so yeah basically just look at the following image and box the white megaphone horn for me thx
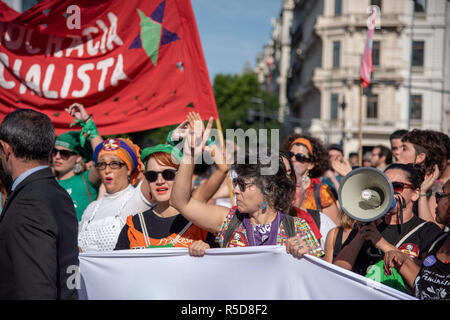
[338,167,397,222]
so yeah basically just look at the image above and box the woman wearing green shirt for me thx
[53,103,103,221]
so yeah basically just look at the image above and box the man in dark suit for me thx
[0,109,79,300]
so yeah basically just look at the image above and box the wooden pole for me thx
[359,83,363,167]
[214,118,235,207]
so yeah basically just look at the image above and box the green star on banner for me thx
[138,9,162,66]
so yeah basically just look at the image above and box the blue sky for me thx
[191,0,281,81]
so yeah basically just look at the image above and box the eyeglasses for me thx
[232,177,254,192]
[52,148,77,160]
[144,169,177,182]
[435,192,449,203]
[95,161,127,170]
[392,181,415,193]
[287,151,311,163]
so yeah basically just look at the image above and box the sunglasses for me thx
[435,191,449,203]
[287,151,311,163]
[232,177,254,192]
[392,181,415,193]
[144,169,177,182]
[52,148,77,160]
[95,161,127,170]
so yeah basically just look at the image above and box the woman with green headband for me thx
[114,113,230,250]
[53,103,103,222]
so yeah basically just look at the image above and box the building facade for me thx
[257,0,450,157]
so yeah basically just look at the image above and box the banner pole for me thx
[214,118,235,207]
[359,83,363,167]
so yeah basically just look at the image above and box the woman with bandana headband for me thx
[114,112,231,250]
[78,137,153,252]
[281,134,340,225]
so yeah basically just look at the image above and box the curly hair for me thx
[401,129,446,174]
[281,134,329,178]
[232,153,295,213]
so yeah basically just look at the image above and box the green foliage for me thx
[213,72,280,132]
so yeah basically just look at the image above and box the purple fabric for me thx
[242,212,284,246]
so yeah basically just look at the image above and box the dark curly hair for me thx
[401,129,446,174]
[232,153,295,213]
[385,163,426,190]
[281,134,329,178]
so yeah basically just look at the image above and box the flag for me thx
[360,8,377,88]
[0,2,19,21]
[0,0,218,135]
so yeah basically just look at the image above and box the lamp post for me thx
[250,97,265,129]
[340,95,346,148]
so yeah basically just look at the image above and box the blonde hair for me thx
[337,209,355,229]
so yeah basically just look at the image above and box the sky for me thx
[191,0,282,81]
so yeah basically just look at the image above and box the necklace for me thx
[85,185,135,228]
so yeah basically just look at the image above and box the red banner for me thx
[0,0,218,135]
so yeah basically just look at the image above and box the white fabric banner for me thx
[78,246,416,300]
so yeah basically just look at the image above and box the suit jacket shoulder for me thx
[0,167,79,300]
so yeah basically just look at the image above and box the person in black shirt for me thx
[384,179,450,300]
[334,164,443,287]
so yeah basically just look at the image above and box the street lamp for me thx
[340,95,346,147]
[250,97,265,129]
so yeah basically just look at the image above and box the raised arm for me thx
[170,118,228,234]
[192,143,230,203]
[65,103,103,187]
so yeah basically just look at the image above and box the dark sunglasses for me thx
[435,191,449,203]
[52,148,77,160]
[95,161,127,170]
[287,151,311,163]
[232,177,254,192]
[144,169,177,182]
[392,181,415,193]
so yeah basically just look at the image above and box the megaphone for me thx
[338,167,396,222]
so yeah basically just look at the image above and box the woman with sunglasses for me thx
[171,126,324,259]
[53,103,103,222]
[114,141,228,250]
[281,151,336,250]
[334,164,443,291]
[281,134,339,225]
[383,179,449,300]
[78,138,153,252]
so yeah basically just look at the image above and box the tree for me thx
[213,72,280,132]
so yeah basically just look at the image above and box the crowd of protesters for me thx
[0,104,448,300]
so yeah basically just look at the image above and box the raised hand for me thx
[421,164,439,193]
[331,156,352,177]
[65,103,90,122]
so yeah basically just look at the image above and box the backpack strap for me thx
[223,211,245,247]
[281,214,296,238]
[137,212,150,248]
[306,208,321,230]
[427,232,448,254]
[313,182,322,212]
[395,221,427,248]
